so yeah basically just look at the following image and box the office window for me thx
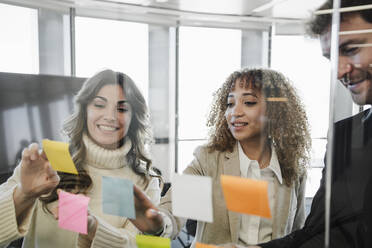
[75,17,149,99]
[271,35,330,197]
[177,26,241,172]
[0,3,38,74]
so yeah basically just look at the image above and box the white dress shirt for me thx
[237,142,283,245]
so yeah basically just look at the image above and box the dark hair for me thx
[307,0,372,36]
[40,69,154,208]
[207,68,311,186]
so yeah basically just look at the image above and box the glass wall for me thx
[1,0,371,247]
[75,17,149,98]
[177,26,242,172]
[0,3,38,74]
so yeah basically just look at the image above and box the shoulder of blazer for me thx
[193,143,238,161]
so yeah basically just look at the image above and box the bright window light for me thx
[75,17,149,99]
[0,3,39,74]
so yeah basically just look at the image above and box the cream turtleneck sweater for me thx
[0,135,161,248]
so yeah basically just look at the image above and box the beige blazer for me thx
[161,143,306,246]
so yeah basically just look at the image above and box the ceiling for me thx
[107,0,326,19]
[2,0,326,31]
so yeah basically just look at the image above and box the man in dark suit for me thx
[255,0,372,247]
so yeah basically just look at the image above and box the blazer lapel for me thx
[223,144,241,243]
[271,179,291,238]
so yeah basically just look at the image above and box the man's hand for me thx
[130,185,164,235]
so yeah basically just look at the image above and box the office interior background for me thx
[0,0,364,246]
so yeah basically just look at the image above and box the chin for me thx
[352,95,368,106]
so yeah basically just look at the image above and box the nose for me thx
[231,103,244,117]
[103,106,117,121]
[338,57,353,80]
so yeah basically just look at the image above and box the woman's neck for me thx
[239,137,271,169]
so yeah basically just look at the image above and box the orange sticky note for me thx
[196,242,219,248]
[42,139,78,174]
[220,175,271,218]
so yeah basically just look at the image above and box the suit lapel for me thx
[222,144,241,243]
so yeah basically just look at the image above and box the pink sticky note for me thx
[58,191,90,234]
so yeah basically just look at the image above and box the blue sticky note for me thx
[102,176,136,219]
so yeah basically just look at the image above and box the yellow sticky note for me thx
[136,235,170,248]
[196,242,219,248]
[220,175,271,218]
[42,139,78,175]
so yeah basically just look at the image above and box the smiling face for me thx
[86,84,132,149]
[225,79,267,145]
[320,14,372,105]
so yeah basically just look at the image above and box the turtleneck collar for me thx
[83,133,132,169]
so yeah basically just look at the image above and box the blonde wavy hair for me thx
[207,68,311,186]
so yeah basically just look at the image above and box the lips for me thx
[232,122,248,127]
[97,124,119,132]
[231,122,248,131]
[347,80,365,93]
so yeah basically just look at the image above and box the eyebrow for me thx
[227,92,257,98]
[93,96,128,104]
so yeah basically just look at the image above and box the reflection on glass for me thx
[0,73,84,174]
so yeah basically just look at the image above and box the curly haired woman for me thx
[160,68,311,247]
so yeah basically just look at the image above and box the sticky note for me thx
[267,97,288,102]
[42,139,78,174]
[171,174,213,223]
[58,191,90,234]
[102,176,135,219]
[196,242,219,248]
[136,235,170,248]
[220,175,271,218]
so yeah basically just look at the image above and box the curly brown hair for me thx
[207,68,311,186]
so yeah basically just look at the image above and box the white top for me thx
[237,142,283,246]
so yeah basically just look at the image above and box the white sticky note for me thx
[171,174,213,223]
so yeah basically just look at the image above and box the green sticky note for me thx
[136,235,170,248]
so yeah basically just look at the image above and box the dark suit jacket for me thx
[260,109,372,248]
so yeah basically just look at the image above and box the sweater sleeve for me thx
[0,165,36,247]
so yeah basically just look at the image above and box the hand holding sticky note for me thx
[42,139,78,174]
[58,191,90,234]
[220,175,271,218]
[136,235,170,248]
[102,176,135,219]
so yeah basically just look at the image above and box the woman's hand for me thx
[13,143,60,221]
[130,185,164,235]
